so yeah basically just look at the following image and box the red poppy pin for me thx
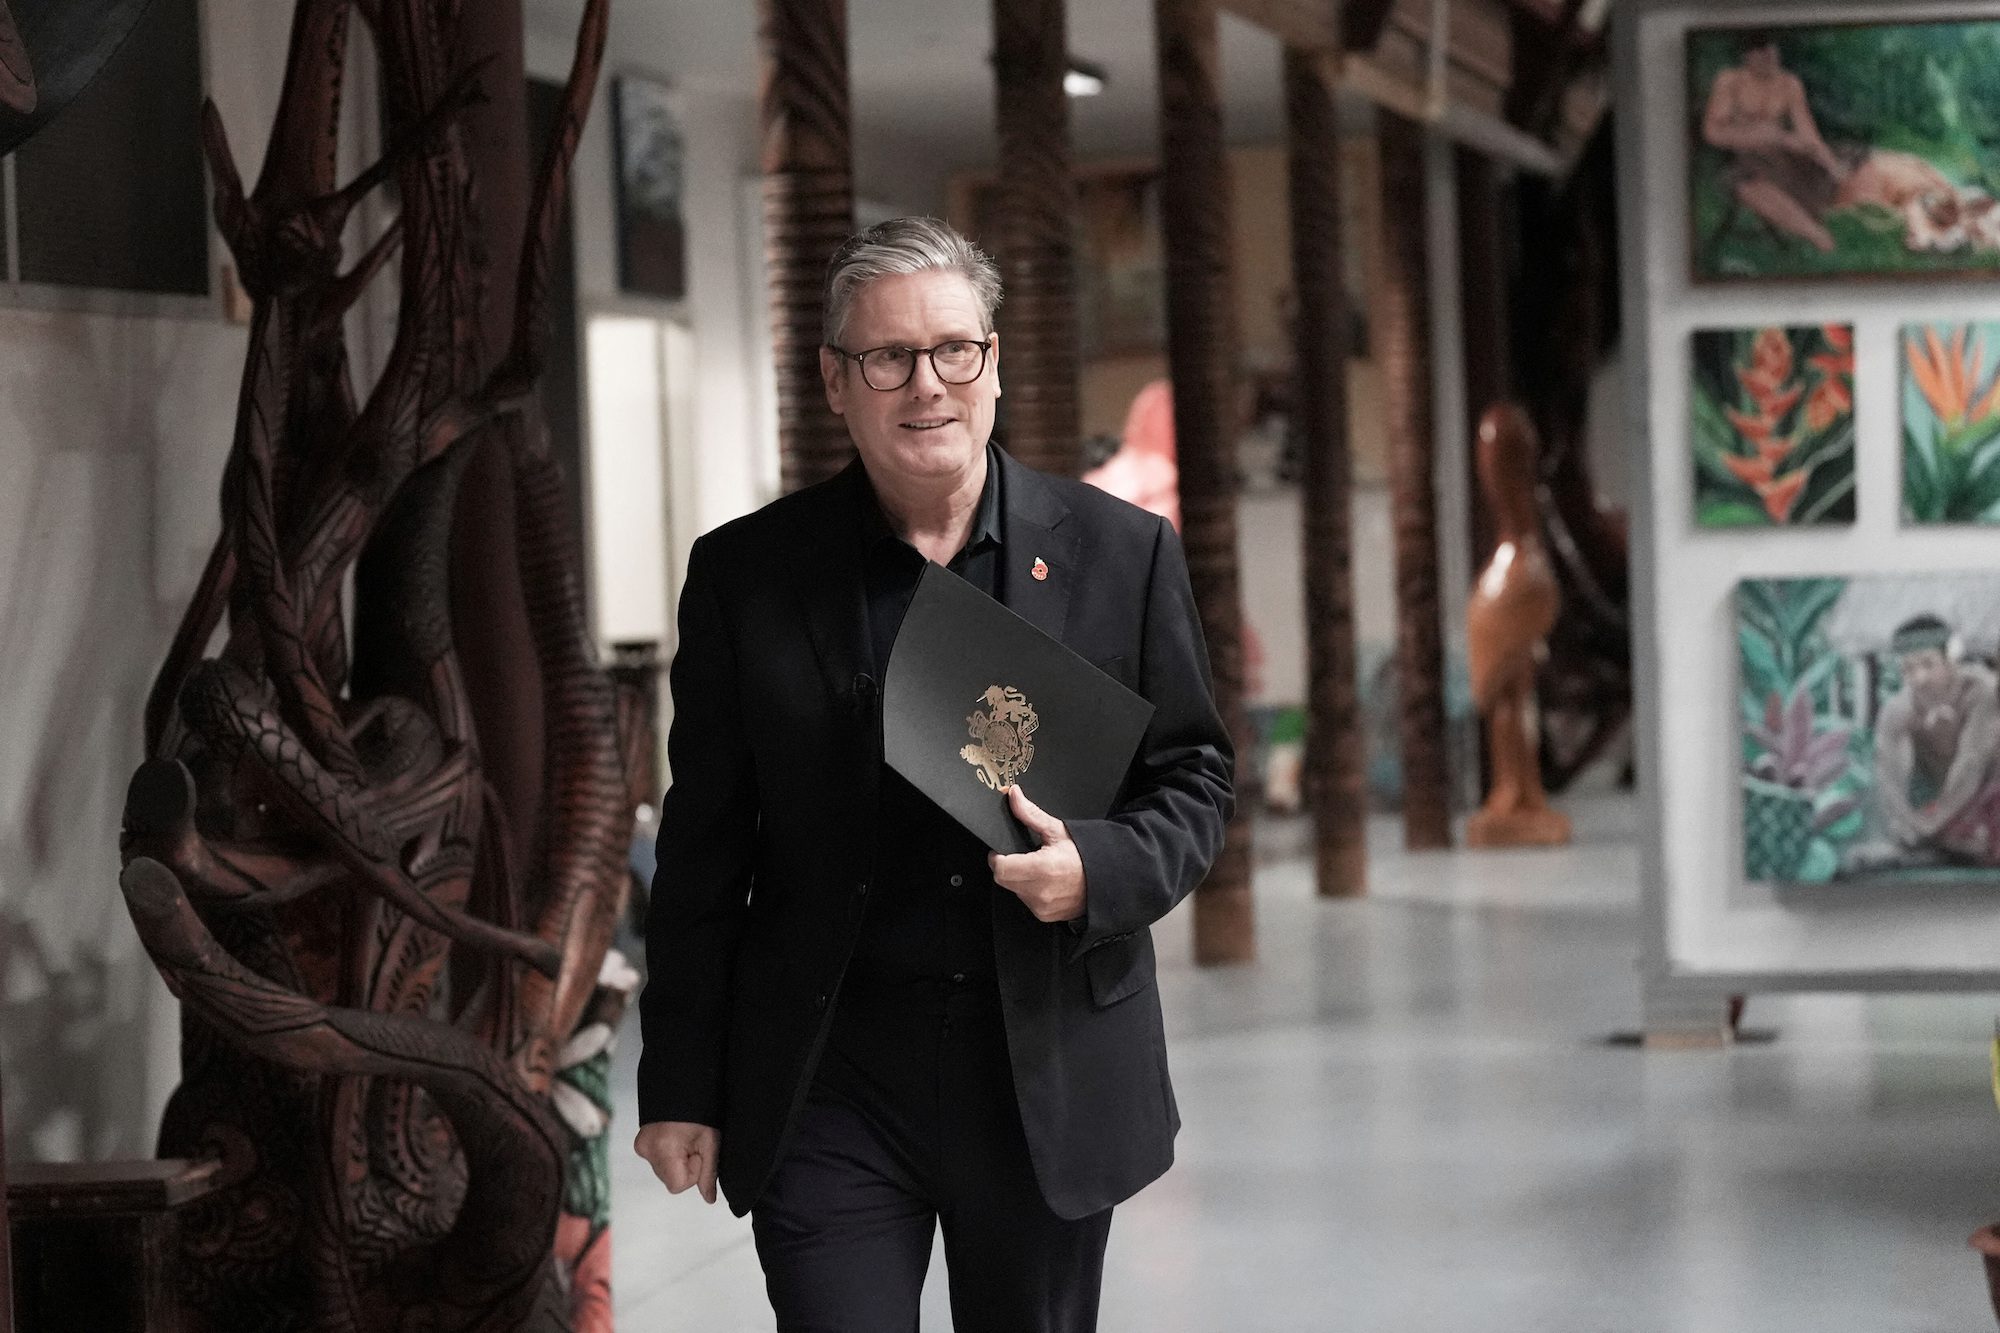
[1031,556,1049,582]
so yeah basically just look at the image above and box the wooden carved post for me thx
[759,0,856,493]
[115,0,634,1324]
[1377,110,1453,849]
[1457,147,1509,576]
[447,0,546,902]
[1,1064,10,1333]
[990,0,1083,478]
[1155,0,1254,963]
[1284,48,1366,898]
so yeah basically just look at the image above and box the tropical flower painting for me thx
[1902,323,2000,523]
[1739,574,2000,887]
[1692,324,1856,528]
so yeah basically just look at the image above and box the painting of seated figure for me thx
[1690,20,2000,280]
[1739,574,2000,886]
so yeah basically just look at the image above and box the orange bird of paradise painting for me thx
[1691,324,1856,528]
[1901,322,2000,523]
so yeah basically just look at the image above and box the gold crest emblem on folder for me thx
[960,685,1038,791]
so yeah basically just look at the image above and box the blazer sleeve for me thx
[635,534,758,1127]
[1064,514,1235,949]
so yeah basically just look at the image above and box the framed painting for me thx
[612,74,686,301]
[1738,574,2000,887]
[956,163,1166,358]
[1689,20,2000,282]
[1901,322,2000,524]
[1690,324,1854,528]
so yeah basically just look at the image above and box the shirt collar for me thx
[859,441,1004,554]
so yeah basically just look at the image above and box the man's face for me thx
[1900,648,1955,706]
[820,269,1000,487]
[1745,43,1780,75]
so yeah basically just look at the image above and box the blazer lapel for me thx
[797,457,876,700]
[793,459,884,832]
[996,446,1079,646]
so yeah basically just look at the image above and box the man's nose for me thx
[905,353,947,396]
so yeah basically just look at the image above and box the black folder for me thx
[883,562,1155,854]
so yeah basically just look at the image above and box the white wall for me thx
[1237,486,1401,710]
[1628,1,2000,978]
[0,0,303,1160]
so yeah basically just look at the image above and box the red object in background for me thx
[1084,379,1181,531]
[1084,378,1264,700]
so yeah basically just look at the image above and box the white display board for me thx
[1619,0,2000,991]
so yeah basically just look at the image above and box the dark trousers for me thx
[750,978,1113,1332]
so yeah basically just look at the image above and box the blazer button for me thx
[948,874,963,888]
[814,993,829,1011]
[855,879,869,896]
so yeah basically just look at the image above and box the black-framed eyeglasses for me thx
[827,337,993,391]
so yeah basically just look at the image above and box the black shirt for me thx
[849,443,1006,991]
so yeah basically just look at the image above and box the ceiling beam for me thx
[1214,0,1339,51]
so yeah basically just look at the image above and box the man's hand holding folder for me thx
[988,783,1086,923]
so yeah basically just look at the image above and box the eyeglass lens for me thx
[858,340,987,390]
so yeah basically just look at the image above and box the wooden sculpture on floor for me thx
[113,0,635,1328]
[1466,404,1572,848]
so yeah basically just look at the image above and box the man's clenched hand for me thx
[634,1121,719,1204]
[988,784,1086,924]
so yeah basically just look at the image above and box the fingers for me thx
[664,1143,715,1201]
[635,1123,720,1204]
[1004,784,1067,843]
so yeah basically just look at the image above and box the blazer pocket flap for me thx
[1083,931,1154,1007]
[1090,654,1134,688]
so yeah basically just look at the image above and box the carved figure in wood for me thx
[1466,403,1572,848]
[112,1,635,1328]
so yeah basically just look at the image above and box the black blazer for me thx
[636,446,1234,1220]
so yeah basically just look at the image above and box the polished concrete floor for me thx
[607,796,2000,1331]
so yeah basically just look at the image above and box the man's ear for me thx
[820,345,846,417]
[988,331,1001,398]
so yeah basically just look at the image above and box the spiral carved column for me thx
[1154,0,1254,964]
[1377,110,1454,850]
[759,0,856,493]
[1285,48,1367,898]
[990,0,1083,477]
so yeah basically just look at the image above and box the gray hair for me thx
[822,216,1003,347]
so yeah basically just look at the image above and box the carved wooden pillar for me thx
[447,0,545,873]
[759,0,855,493]
[990,0,1082,477]
[1376,110,1453,850]
[1154,0,1254,963]
[1284,49,1366,899]
[1457,146,1510,575]
[1,1065,11,1333]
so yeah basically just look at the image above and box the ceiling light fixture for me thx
[1063,60,1106,98]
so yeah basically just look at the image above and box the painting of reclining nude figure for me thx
[1689,20,2000,280]
[1739,574,2000,886]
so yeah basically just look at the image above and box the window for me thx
[2,0,207,297]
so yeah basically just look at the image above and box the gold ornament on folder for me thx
[961,685,1038,791]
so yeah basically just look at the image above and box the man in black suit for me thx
[633,216,1233,1331]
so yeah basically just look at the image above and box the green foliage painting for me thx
[1902,322,2000,522]
[1693,325,1855,528]
[1738,575,2000,886]
[1689,21,2000,281]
